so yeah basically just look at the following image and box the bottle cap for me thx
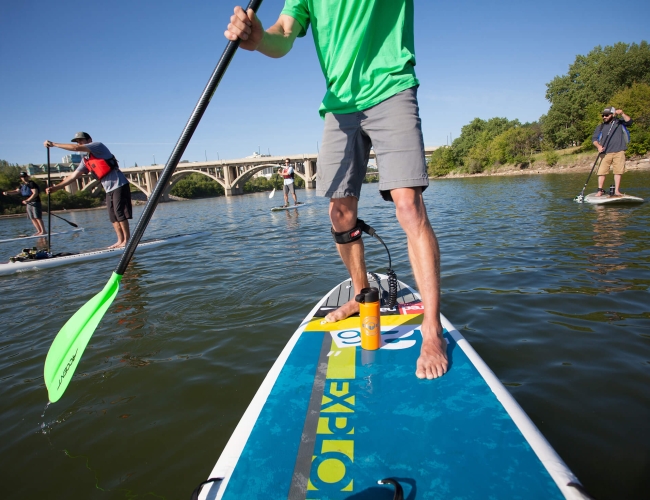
[355,287,379,303]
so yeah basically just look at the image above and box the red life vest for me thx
[85,154,118,180]
[281,167,295,180]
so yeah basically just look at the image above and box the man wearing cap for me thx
[44,132,132,248]
[279,158,299,207]
[2,172,46,236]
[225,1,448,380]
[592,107,633,196]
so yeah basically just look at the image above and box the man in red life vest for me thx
[44,132,132,248]
[279,157,299,207]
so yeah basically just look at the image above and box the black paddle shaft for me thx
[115,0,263,276]
[47,147,51,251]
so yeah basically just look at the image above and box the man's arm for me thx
[23,186,38,204]
[46,170,84,194]
[225,7,300,58]
[616,109,632,126]
[44,140,91,153]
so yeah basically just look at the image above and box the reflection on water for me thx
[0,173,649,499]
[588,206,631,288]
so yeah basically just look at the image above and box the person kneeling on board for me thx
[225,1,447,379]
[592,107,632,197]
[44,132,132,249]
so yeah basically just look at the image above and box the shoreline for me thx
[3,155,648,219]
[434,153,650,179]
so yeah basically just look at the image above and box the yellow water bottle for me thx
[355,287,381,350]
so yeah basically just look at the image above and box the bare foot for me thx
[323,298,360,323]
[416,323,449,379]
[107,242,124,249]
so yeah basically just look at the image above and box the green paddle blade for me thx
[44,272,123,402]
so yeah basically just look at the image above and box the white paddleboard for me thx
[198,273,589,500]
[271,202,306,212]
[0,231,209,276]
[0,228,85,244]
[584,192,644,205]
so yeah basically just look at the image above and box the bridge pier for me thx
[303,159,316,190]
[223,165,243,196]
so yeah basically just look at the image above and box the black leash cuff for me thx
[331,218,375,244]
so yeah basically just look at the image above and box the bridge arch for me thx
[164,169,227,195]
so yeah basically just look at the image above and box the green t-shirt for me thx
[281,0,419,117]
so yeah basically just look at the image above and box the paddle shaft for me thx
[47,148,51,251]
[115,0,263,276]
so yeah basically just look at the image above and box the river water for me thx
[1,171,649,499]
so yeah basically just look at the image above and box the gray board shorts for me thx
[316,86,429,202]
[26,201,42,220]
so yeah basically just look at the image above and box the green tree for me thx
[543,41,650,148]
[427,147,457,177]
[170,173,224,198]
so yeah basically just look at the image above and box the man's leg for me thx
[614,174,623,195]
[391,187,448,379]
[35,218,46,235]
[597,175,606,195]
[323,196,369,323]
[110,220,130,248]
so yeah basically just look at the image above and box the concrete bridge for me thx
[32,147,438,200]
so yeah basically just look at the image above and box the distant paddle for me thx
[28,203,79,228]
[44,0,263,403]
[269,187,275,198]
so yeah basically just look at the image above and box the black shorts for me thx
[106,183,133,223]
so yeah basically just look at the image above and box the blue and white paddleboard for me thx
[271,202,307,212]
[199,274,589,500]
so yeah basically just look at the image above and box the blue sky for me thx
[1,0,648,168]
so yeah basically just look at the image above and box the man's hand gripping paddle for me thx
[44,0,264,403]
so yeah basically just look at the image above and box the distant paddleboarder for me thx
[592,107,632,197]
[44,132,132,249]
[279,158,299,207]
[2,172,46,236]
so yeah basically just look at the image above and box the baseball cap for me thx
[601,107,615,116]
[71,131,92,142]
[19,171,29,178]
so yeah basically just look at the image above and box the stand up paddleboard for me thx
[0,231,209,276]
[583,192,644,205]
[0,228,85,244]
[198,274,589,500]
[271,202,306,212]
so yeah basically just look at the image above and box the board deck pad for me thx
[206,276,581,499]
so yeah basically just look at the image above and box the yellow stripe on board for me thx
[326,340,355,380]
[306,314,422,332]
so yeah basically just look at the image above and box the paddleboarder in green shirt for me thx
[225,0,448,380]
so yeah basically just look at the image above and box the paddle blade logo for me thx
[44,272,122,402]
